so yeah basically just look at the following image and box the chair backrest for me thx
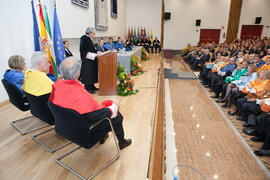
[23,91,55,125]
[1,79,30,111]
[47,102,105,149]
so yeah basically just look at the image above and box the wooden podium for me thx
[98,51,118,95]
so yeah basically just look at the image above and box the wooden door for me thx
[240,25,263,40]
[199,29,221,44]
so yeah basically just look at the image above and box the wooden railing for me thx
[147,62,165,180]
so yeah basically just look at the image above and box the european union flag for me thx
[53,7,65,68]
[31,0,40,51]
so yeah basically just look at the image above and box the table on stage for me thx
[117,46,142,74]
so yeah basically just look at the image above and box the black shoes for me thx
[92,86,99,91]
[119,139,132,150]
[88,90,95,94]
[237,116,244,121]
[242,128,256,136]
[210,95,219,99]
[254,149,270,156]
[251,136,264,142]
[100,134,109,144]
[228,111,237,115]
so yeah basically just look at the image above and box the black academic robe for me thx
[79,35,98,86]
[65,48,73,57]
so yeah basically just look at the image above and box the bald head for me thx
[59,57,81,80]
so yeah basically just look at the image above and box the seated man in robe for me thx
[115,37,125,50]
[104,37,116,51]
[49,57,132,150]
[152,37,161,53]
[22,52,55,97]
[142,37,150,53]
[3,55,26,93]
[136,37,143,46]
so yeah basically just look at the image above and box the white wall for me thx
[0,0,126,103]
[0,1,35,102]
[237,0,270,38]
[126,0,162,40]
[164,0,231,50]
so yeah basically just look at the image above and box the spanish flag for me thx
[39,2,57,76]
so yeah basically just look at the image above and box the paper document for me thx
[86,52,97,60]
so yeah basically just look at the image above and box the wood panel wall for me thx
[147,63,165,180]
[226,0,243,43]
[161,0,165,48]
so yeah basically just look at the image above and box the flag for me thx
[31,0,40,51]
[39,3,56,75]
[147,27,150,37]
[53,5,66,68]
[150,27,153,43]
[140,27,143,38]
[137,26,139,39]
[43,5,58,77]
[134,26,136,38]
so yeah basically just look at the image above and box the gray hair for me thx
[59,57,81,80]
[31,52,47,68]
[85,27,95,35]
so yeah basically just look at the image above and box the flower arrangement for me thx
[131,55,144,76]
[117,63,139,96]
[141,47,150,61]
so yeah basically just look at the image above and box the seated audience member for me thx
[142,37,150,53]
[136,37,143,46]
[125,37,133,51]
[152,37,161,53]
[115,37,125,50]
[49,57,132,150]
[104,38,116,51]
[253,54,265,69]
[218,62,249,104]
[3,55,26,93]
[130,36,135,46]
[236,70,270,121]
[22,52,54,96]
[97,39,105,52]
[253,113,270,156]
[63,40,73,57]
[258,56,270,72]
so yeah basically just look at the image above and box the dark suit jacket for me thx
[65,48,73,57]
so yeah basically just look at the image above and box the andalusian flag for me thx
[134,26,136,38]
[53,5,65,68]
[43,6,58,76]
[39,3,57,76]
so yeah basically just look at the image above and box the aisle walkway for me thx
[165,57,269,180]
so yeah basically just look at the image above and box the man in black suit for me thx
[192,49,210,70]
[63,40,73,57]
[79,27,99,94]
[152,36,161,53]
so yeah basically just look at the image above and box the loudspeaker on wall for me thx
[196,19,201,26]
[255,17,262,24]
[164,12,171,20]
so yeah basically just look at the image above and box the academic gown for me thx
[79,35,98,86]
